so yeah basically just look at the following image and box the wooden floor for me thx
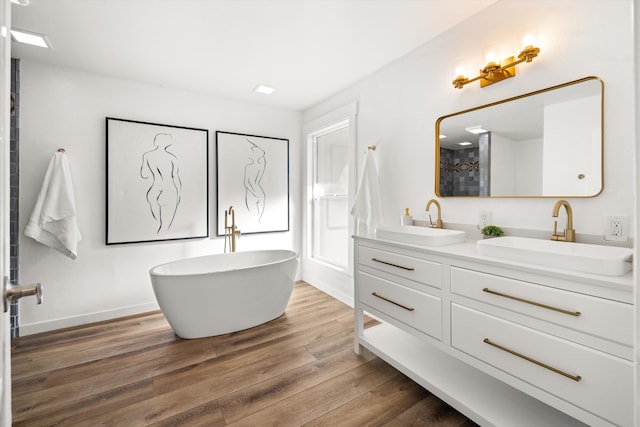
[12,282,478,426]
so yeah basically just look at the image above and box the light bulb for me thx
[522,33,536,48]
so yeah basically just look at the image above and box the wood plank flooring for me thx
[12,282,478,426]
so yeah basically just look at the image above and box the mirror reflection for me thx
[436,77,603,197]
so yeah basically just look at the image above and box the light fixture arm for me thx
[452,45,540,89]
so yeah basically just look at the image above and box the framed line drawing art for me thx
[216,131,289,235]
[106,117,209,244]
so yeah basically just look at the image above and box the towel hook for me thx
[57,148,66,153]
[367,145,376,151]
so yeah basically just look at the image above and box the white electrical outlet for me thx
[604,215,629,241]
[478,210,492,229]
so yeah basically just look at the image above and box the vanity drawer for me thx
[358,245,441,289]
[450,267,633,347]
[451,303,633,427]
[357,271,441,340]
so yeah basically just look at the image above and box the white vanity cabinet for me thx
[356,244,443,341]
[354,237,634,427]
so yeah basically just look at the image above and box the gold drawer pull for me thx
[371,292,415,312]
[482,288,581,317]
[371,258,415,271]
[483,338,582,382]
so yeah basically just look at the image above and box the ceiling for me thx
[11,0,497,111]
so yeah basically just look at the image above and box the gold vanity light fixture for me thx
[452,36,540,89]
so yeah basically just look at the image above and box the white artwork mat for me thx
[216,131,289,235]
[107,118,209,244]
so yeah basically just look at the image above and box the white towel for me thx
[25,152,81,259]
[351,149,384,234]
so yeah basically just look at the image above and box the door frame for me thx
[301,102,357,306]
[0,0,12,424]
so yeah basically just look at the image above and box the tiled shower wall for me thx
[439,147,480,196]
[439,149,454,196]
[10,58,19,338]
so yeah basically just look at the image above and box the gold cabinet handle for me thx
[371,258,415,271]
[371,292,415,312]
[482,288,581,317]
[484,338,582,382]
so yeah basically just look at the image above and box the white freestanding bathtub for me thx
[149,250,299,339]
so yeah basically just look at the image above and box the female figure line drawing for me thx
[140,132,182,233]
[244,138,266,223]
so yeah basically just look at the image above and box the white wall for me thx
[516,138,543,196]
[543,94,601,195]
[304,0,635,238]
[18,61,301,334]
[489,134,517,196]
[491,135,546,198]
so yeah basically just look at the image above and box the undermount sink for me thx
[477,236,633,276]
[376,225,466,247]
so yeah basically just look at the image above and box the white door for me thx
[311,123,350,269]
[0,0,11,424]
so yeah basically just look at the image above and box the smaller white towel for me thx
[25,152,81,259]
[351,149,384,235]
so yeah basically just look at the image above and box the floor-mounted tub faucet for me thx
[551,199,575,242]
[425,199,443,229]
[224,206,241,252]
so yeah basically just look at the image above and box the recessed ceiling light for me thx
[458,141,473,146]
[10,0,30,5]
[253,84,276,95]
[465,125,488,134]
[10,28,50,48]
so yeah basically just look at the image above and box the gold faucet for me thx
[551,200,575,242]
[224,206,241,252]
[425,199,443,229]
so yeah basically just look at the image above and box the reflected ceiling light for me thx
[10,28,49,48]
[10,0,30,5]
[439,134,447,139]
[452,36,540,89]
[253,84,276,95]
[465,125,488,134]
[458,142,472,146]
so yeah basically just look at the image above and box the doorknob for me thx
[3,276,43,312]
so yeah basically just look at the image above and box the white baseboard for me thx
[18,279,353,336]
[18,301,161,336]
[301,258,355,308]
[304,278,354,308]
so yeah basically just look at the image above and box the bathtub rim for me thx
[149,249,299,278]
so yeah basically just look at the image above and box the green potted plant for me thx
[481,225,504,239]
